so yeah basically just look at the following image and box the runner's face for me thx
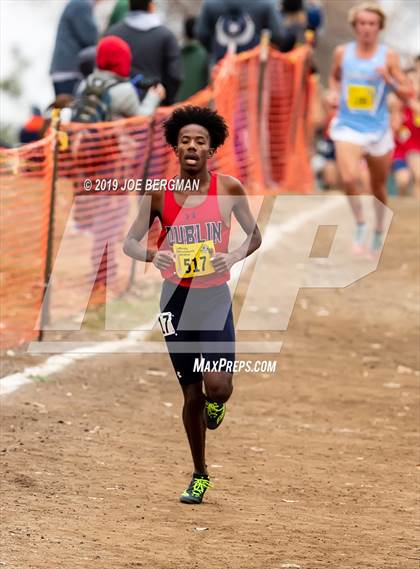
[176,124,213,174]
[354,11,381,44]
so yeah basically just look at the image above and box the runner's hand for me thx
[376,66,394,86]
[152,251,174,270]
[325,89,340,109]
[409,98,420,115]
[150,84,166,101]
[211,253,235,273]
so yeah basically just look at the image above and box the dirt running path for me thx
[1,198,419,569]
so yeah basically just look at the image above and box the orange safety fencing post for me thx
[0,44,315,349]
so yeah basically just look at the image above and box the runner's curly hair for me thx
[163,106,229,150]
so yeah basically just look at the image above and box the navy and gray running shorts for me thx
[159,280,236,386]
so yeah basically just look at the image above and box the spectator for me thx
[281,0,324,46]
[281,0,306,31]
[19,107,45,145]
[176,17,209,102]
[105,0,182,105]
[50,0,99,96]
[74,35,165,120]
[72,36,165,291]
[195,0,293,65]
[306,0,324,34]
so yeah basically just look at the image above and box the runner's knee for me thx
[204,372,233,403]
[395,169,411,189]
[340,171,360,190]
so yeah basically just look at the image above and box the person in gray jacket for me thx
[105,0,182,105]
[74,35,165,119]
[195,0,294,64]
[50,0,99,96]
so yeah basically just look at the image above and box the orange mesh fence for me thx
[0,133,54,348]
[212,48,264,190]
[0,45,314,349]
[280,48,315,193]
[49,116,153,323]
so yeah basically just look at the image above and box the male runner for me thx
[389,60,420,197]
[326,2,412,256]
[123,106,261,504]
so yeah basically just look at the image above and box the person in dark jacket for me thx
[176,17,209,102]
[105,0,182,105]
[50,0,99,96]
[195,0,292,64]
[281,0,324,46]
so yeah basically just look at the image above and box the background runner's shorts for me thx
[159,280,236,386]
[329,119,395,157]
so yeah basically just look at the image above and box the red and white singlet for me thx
[157,173,231,288]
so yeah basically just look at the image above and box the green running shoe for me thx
[180,474,212,504]
[205,400,226,430]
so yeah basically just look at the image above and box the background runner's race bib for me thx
[347,84,376,111]
[173,240,215,278]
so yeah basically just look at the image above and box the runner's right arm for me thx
[388,92,403,135]
[326,45,344,109]
[123,192,174,269]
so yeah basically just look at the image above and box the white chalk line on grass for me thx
[0,196,345,397]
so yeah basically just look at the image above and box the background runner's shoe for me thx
[366,231,383,261]
[205,400,226,430]
[352,222,367,255]
[180,474,212,504]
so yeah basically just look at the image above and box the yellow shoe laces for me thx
[191,477,212,497]
[207,402,222,418]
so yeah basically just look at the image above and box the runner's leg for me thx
[160,282,207,475]
[394,166,412,196]
[203,372,233,404]
[365,151,392,233]
[407,151,420,198]
[334,140,366,223]
[199,283,235,427]
[181,382,207,475]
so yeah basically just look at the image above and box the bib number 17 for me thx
[158,312,176,336]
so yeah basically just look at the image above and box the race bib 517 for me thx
[173,240,215,278]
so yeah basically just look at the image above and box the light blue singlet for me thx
[335,42,390,133]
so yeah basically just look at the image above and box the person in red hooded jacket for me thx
[75,35,165,118]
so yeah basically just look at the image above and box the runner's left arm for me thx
[211,179,262,273]
[378,50,413,102]
[388,92,403,135]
